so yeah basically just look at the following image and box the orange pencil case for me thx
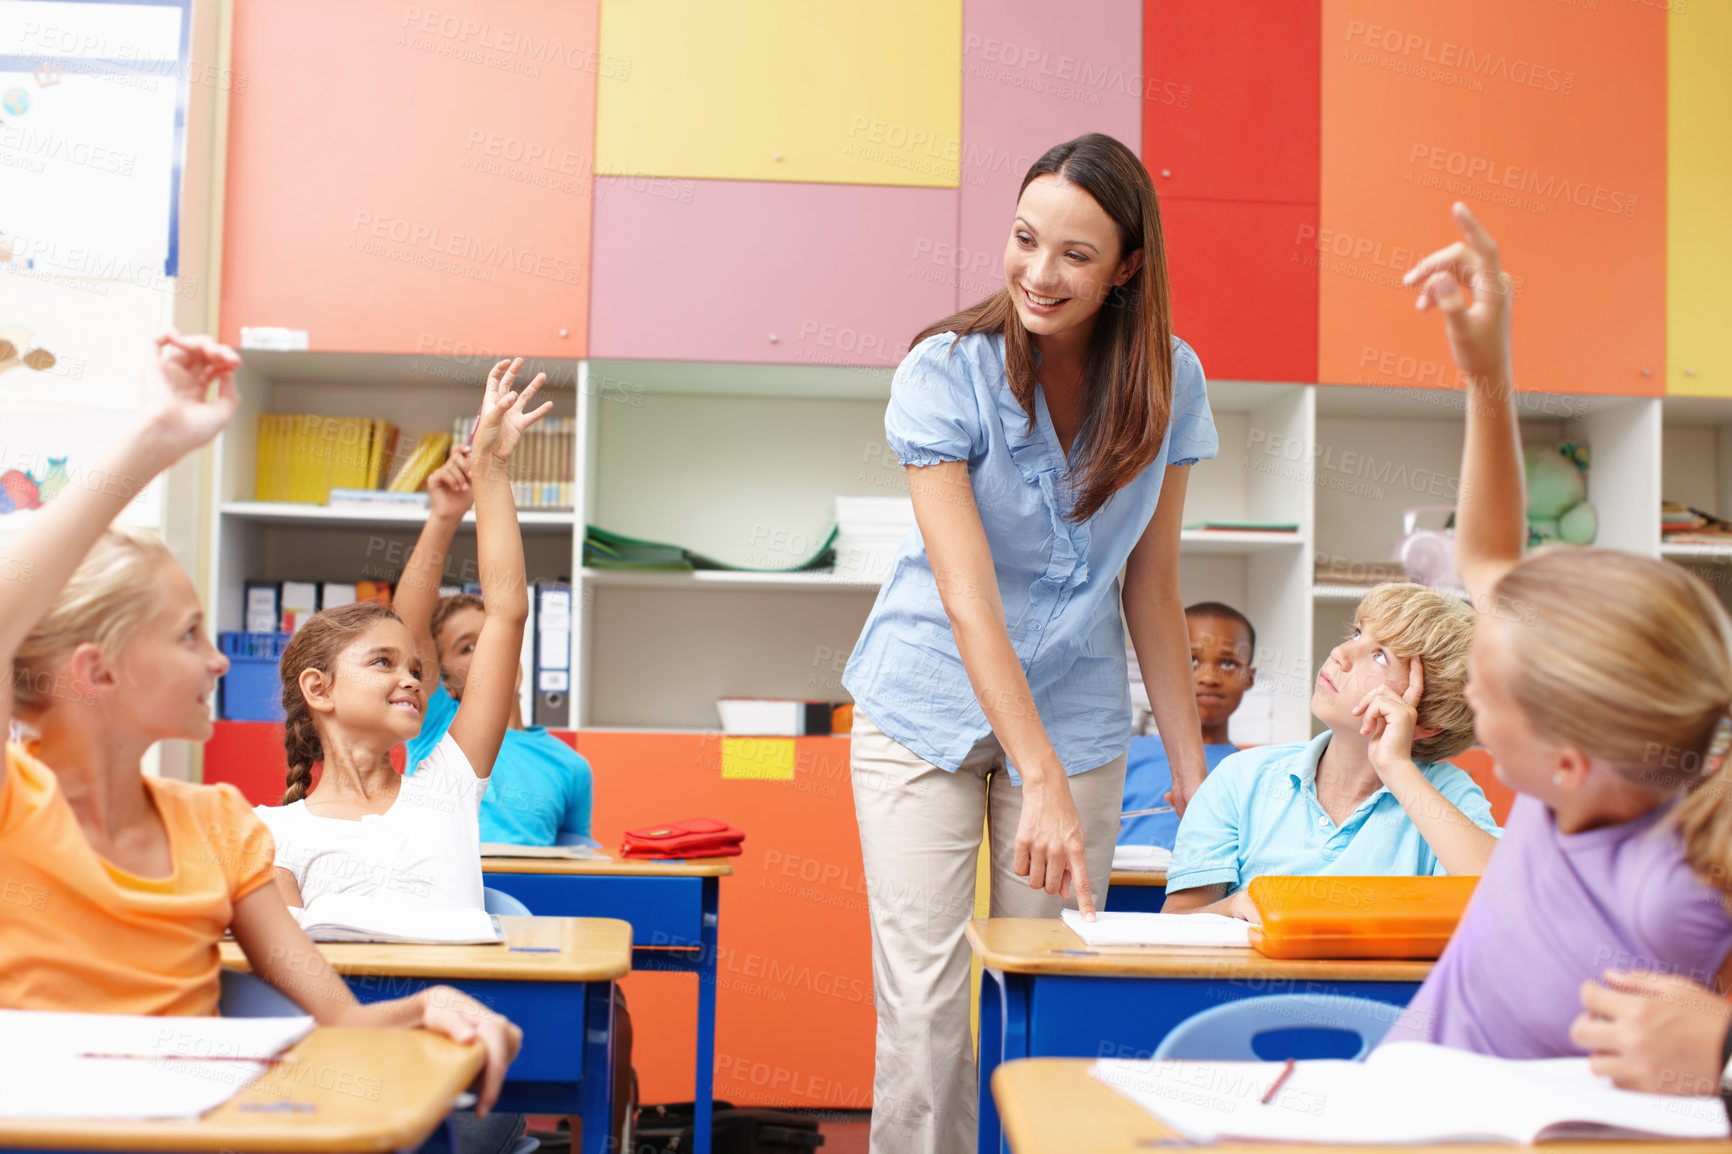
[1246,875,1478,960]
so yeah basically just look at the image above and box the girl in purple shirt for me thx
[1381,204,1732,1058]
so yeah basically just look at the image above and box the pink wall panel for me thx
[588,179,958,366]
[958,0,1143,311]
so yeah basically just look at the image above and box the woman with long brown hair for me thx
[841,133,1217,1153]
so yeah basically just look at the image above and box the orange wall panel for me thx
[576,732,875,1109]
[1319,1,1664,394]
[220,1,596,356]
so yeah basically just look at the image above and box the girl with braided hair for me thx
[256,359,551,915]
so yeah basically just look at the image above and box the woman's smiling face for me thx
[1003,173,1142,340]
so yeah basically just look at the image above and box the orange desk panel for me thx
[1319,0,1664,394]
[221,0,597,356]
[576,731,874,1110]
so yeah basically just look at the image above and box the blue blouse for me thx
[841,330,1217,780]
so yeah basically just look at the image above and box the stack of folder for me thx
[256,415,400,504]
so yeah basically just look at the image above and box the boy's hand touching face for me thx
[1356,657,1429,779]
[1402,202,1513,389]
[427,444,473,520]
[471,357,554,476]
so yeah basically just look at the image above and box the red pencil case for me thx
[621,818,746,859]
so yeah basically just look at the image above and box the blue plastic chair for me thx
[1152,994,1404,1061]
[483,886,533,917]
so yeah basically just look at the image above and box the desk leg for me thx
[976,969,1028,1154]
[580,980,617,1154]
[694,875,719,1154]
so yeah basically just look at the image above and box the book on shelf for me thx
[255,414,398,505]
[386,431,453,493]
[450,413,575,510]
[328,488,430,509]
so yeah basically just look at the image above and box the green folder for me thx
[584,524,838,573]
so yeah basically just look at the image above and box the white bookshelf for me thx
[206,356,1701,740]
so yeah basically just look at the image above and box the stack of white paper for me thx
[1094,1042,1729,1144]
[0,1009,313,1120]
[1062,909,1251,948]
[1111,844,1173,872]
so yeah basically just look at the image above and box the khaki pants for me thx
[851,710,1126,1154]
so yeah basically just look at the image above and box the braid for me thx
[280,705,320,805]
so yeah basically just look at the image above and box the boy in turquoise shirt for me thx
[1118,602,1256,847]
[394,446,595,847]
[1164,584,1500,920]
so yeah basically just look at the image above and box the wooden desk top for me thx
[1109,869,1166,887]
[0,1027,484,1152]
[221,916,632,983]
[967,918,1434,981]
[993,1059,1732,1154]
[481,854,734,878]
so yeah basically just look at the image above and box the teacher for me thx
[841,132,1218,1154]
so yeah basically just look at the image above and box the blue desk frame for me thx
[346,972,615,1154]
[484,866,721,1154]
[975,963,1421,1154]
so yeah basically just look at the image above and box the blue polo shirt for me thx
[404,683,593,846]
[1166,732,1501,895]
[841,331,1218,781]
[1117,737,1240,847]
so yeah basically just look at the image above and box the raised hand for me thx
[471,358,553,474]
[1355,657,1425,780]
[1401,202,1513,390]
[145,331,242,453]
[426,443,474,520]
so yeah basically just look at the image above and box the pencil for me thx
[1260,1057,1296,1105]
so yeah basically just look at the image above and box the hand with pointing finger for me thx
[1402,202,1514,392]
[1354,657,1431,785]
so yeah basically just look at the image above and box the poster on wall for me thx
[0,0,193,281]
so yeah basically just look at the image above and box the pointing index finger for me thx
[1405,656,1425,706]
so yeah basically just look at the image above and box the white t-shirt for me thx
[255,733,487,909]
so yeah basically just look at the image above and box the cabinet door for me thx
[1668,1,1732,396]
[589,179,958,366]
[573,732,873,1109]
[596,0,960,188]
[1143,0,1321,204]
[958,0,1143,290]
[220,0,597,356]
[1319,0,1664,394]
[1164,199,1318,384]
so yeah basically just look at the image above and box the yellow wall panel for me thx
[597,0,961,187]
[1668,4,1732,396]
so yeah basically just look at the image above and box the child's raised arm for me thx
[1402,203,1526,609]
[446,358,550,777]
[0,333,238,739]
[394,445,473,680]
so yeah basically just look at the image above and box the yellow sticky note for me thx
[721,737,796,781]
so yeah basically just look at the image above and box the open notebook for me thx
[0,1009,313,1120]
[1062,909,1252,948]
[293,895,505,944]
[1095,1041,1730,1144]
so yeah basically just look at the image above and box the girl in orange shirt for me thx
[0,332,520,1119]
